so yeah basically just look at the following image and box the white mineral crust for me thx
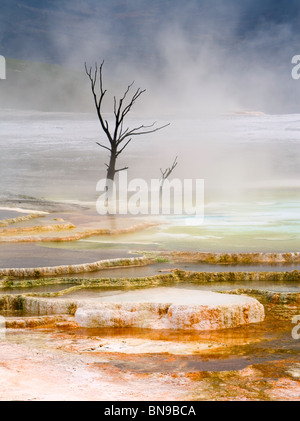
[75,287,265,331]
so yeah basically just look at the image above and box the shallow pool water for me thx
[69,262,300,279]
[47,279,300,300]
[0,209,28,220]
[0,283,75,295]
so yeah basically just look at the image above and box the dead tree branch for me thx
[160,156,178,187]
[85,60,170,182]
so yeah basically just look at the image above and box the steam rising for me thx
[0,1,300,202]
[1,0,300,114]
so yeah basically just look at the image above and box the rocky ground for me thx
[0,201,299,401]
[0,320,299,401]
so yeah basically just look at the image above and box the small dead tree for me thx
[160,156,178,195]
[85,61,170,184]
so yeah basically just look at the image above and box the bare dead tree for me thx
[85,60,170,184]
[160,156,178,194]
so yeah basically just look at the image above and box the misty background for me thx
[0,0,299,205]
[1,0,300,114]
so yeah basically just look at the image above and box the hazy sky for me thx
[1,0,300,113]
[1,2,300,203]
[1,1,300,62]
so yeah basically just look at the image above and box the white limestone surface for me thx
[75,287,265,331]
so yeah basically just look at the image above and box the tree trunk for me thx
[85,61,170,198]
[106,149,117,182]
